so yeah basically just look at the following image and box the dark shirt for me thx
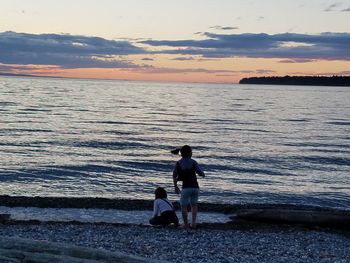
[173,158,205,189]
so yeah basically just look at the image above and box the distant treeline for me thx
[239,76,350,86]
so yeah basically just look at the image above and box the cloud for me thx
[0,63,60,71]
[142,32,350,61]
[338,70,350,75]
[131,67,265,75]
[130,66,238,75]
[215,74,236,77]
[0,64,29,71]
[292,70,350,76]
[0,31,145,69]
[172,56,196,61]
[342,7,350,11]
[0,63,62,75]
[279,59,315,63]
[171,56,219,62]
[210,26,239,31]
[256,69,276,74]
[324,3,341,11]
[2,30,350,76]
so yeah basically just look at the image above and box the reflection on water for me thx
[0,76,349,209]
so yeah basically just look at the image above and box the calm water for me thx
[0,76,349,209]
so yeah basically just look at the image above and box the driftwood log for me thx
[230,209,350,228]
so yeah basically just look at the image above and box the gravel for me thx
[0,222,349,263]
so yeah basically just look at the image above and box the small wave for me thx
[202,164,287,176]
[308,148,350,154]
[0,101,17,106]
[282,142,350,149]
[90,121,130,125]
[233,108,264,112]
[0,128,53,134]
[230,103,246,107]
[0,168,89,182]
[327,121,350,126]
[301,156,350,166]
[115,160,172,173]
[282,118,313,122]
[56,140,152,150]
[232,98,251,101]
[21,108,52,112]
[221,127,273,133]
[231,178,282,186]
[206,118,237,124]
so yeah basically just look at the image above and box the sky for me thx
[1,0,350,83]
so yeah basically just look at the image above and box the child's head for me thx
[171,145,192,158]
[180,145,192,158]
[155,187,167,199]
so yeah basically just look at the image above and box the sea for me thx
[0,76,349,209]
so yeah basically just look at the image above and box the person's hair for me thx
[155,187,167,199]
[171,145,192,158]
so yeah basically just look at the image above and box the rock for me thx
[0,214,11,223]
[230,209,350,227]
[0,254,21,263]
[0,237,168,263]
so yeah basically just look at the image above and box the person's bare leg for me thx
[191,204,198,228]
[181,206,189,228]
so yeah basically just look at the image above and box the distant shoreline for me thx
[0,72,235,85]
[239,75,350,86]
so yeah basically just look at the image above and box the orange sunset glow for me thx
[1,0,350,83]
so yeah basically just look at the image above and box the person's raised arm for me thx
[173,167,180,194]
[194,161,205,177]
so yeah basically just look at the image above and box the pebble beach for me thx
[1,197,350,262]
[1,221,350,263]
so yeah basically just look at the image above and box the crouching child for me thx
[149,187,179,227]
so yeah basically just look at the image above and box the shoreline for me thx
[1,195,348,213]
[1,195,350,230]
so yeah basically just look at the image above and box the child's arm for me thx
[152,200,159,217]
[173,169,180,194]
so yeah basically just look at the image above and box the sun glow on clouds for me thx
[1,31,350,83]
[278,41,314,48]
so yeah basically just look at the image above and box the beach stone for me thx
[0,237,168,263]
[0,214,11,224]
[0,254,21,263]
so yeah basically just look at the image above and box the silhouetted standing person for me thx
[172,145,205,229]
